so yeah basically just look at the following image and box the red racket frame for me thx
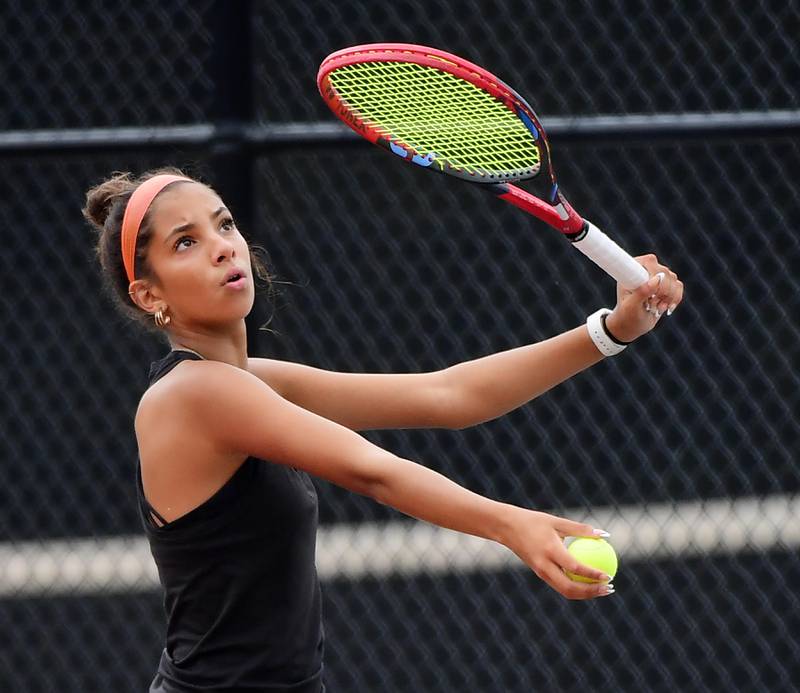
[317,42,585,237]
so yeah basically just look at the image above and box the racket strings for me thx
[356,76,526,151]
[329,61,540,177]
[333,64,534,174]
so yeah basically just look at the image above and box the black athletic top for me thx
[137,350,324,692]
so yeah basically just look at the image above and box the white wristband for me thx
[586,308,629,357]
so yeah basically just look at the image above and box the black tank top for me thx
[137,350,324,692]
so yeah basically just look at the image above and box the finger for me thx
[665,278,684,316]
[639,274,664,316]
[658,269,677,312]
[636,273,662,302]
[553,518,610,539]
[635,253,659,274]
[654,271,672,314]
[542,562,611,600]
[654,268,672,301]
[650,266,679,303]
[556,545,610,583]
[645,269,682,317]
[654,265,682,307]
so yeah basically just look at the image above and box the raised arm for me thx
[170,360,614,599]
[250,255,683,431]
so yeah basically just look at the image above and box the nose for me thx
[213,236,236,264]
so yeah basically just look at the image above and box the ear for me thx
[128,280,164,314]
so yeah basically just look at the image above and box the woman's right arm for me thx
[163,360,613,600]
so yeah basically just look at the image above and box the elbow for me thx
[438,379,500,429]
[345,452,398,502]
[434,372,475,430]
[356,453,412,506]
[362,473,397,508]
[367,478,392,507]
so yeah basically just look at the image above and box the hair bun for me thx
[82,172,135,230]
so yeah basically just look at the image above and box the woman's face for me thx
[141,182,255,328]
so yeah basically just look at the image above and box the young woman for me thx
[84,169,682,692]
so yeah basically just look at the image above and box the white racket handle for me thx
[571,221,649,289]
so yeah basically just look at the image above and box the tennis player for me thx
[84,169,682,692]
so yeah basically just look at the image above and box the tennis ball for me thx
[564,537,618,583]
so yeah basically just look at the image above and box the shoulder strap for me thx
[148,350,204,386]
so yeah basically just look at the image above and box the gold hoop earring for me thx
[154,307,171,329]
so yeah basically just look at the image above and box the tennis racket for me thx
[317,43,649,289]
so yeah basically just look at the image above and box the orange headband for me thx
[121,174,192,285]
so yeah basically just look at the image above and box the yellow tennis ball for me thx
[565,537,618,583]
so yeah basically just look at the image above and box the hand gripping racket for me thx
[318,43,649,289]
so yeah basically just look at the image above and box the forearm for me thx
[442,325,604,428]
[368,454,515,544]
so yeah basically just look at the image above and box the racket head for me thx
[318,43,554,185]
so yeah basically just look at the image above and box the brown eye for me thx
[174,236,193,250]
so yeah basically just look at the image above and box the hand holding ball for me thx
[565,537,618,584]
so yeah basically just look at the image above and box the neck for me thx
[168,319,249,370]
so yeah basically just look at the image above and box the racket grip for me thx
[571,221,650,289]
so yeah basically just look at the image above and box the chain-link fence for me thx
[2,1,799,691]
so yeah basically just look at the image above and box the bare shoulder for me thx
[135,358,296,465]
[136,359,272,434]
[135,361,280,500]
[135,360,274,522]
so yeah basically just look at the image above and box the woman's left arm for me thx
[250,255,682,431]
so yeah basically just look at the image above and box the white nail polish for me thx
[667,305,676,316]
[592,529,610,537]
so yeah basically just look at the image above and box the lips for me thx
[221,267,247,286]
